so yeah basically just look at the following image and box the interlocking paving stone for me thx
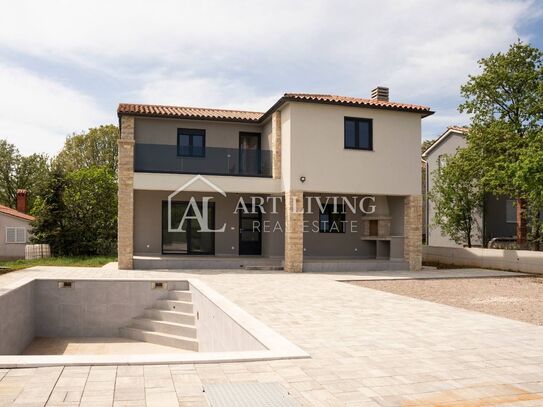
[1,266,542,406]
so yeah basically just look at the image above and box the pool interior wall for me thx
[191,282,265,352]
[0,281,34,355]
[35,280,188,339]
[0,278,265,356]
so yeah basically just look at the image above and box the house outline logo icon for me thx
[167,175,227,233]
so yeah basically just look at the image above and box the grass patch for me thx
[0,256,117,274]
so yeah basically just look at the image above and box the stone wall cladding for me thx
[271,111,282,179]
[285,191,303,273]
[118,116,135,269]
[404,195,422,271]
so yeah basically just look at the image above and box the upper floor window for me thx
[177,128,205,157]
[6,227,26,244]
[319,204,346,233]
[438,154,447,171]
[344,117,373,150]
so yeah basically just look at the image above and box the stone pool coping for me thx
[0,276,309,367]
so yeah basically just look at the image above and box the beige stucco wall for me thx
[134,117,270,150]
[132,101,423,198]
[302,195,405,258]
[134,190,284,257]
[0,213,31,259]
[134,189,408,260]
[285,102,422,195]
[134,173,281,194]
[425,131,482,247]
[303,203,372,258]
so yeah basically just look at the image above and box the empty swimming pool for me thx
[0,277,308,367]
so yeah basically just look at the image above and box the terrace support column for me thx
[271,111,281,179]
[404,195,422,271]
[118,116,135,270]
[284,190,304,273]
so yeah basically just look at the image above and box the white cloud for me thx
[0,63,109,155]
[0,0,540,153]
[136,74,280,112]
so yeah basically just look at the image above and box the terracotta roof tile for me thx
[0,205,34,221]
[282,93,433,116]
[118,92,433,122]
[117,104,263,123]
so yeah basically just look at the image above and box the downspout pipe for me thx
[421,157,429,244]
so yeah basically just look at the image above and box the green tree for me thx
[459,40,543,246]
[53,125,118,174]
[421,138,435,155]
[31,167,117,256]
[0,139,50,210]
[63,167,117,255]
[30,170,67,255]
[511,129,543,248]
[429,147,484,247]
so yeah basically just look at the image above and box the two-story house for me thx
[117,88,433,272]
[423,126,517,247]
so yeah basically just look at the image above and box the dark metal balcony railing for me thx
[135,144,272,177]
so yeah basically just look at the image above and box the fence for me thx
[25,244,51,260]
[423,245,543,274]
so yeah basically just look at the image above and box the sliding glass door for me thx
[162,201,215,255]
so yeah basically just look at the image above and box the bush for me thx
[31,167,117,256]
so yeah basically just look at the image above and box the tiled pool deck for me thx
[1,266,542,406]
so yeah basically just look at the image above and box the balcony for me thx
[134,144,272,177]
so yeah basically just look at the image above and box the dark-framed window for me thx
[344,117,373,150]
[177,128,205,157]
[161,200,215,255]
[319,204,346,233]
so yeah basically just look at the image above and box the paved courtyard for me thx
[1,267,543,406]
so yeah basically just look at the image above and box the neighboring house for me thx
[422,126,516,247]
[0,190,34,259]
[117,88,433,271]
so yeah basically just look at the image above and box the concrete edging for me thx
[423,245,543,274]
[0,277,309,368]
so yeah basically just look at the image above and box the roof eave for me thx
[261,96,434,121]
[117,110,261,125]
[422,127,467,158]
[117,97,434,124]
[0,211,34,222]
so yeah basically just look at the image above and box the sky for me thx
[0,0,542,156]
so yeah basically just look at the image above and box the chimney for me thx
[16,189,27,213]
[371,86,389,102]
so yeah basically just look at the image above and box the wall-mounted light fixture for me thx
[300,176,306,183]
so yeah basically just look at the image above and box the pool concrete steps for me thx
[142,309,196,325]
[155,299,194,313]
[121,289,199,351]
[120,327,198,351]
[168,290,192,302]
[130,318,197,338]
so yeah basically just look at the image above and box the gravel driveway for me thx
[350,275,543,325]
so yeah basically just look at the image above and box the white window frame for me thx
[5,227,27,244]
[438,154,447,171]
[505,199,517,224]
